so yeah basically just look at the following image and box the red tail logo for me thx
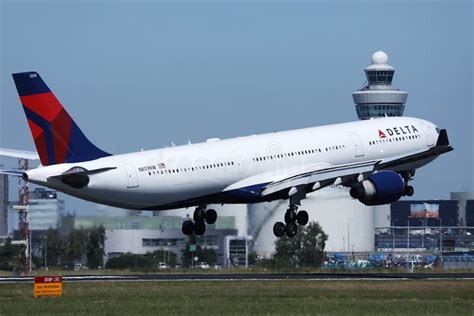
[12,72,111,166]
[378,130,387,139]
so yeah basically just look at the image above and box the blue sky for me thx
[1,0,472,214]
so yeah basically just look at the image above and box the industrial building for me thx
[29,188,65,231]
[9,188,65,232]
[75,215,246,267]
[375,197,474,252]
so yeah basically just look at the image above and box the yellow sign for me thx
[34,276,63,298]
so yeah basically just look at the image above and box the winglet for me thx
[436,129,450,147]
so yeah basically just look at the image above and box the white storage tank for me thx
[248,186,378,256]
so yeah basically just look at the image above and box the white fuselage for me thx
[26,116,440,210]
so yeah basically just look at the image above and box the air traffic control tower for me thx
[353,51,407,120]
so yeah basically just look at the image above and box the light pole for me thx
[44,235,48,271]
[439,218,443,269]
[347,218,357,258]
[407,219,410,272]
[347,221,350,255]
[392,219,397,254]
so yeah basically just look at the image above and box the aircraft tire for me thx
[273,222,286,238]
[297,211,309,226]
[194,221,206,236]
[182,220,194,235]
[284,211,297,224]
[205,209,217,224]
[193,208,206,222]
[286,222,298,238]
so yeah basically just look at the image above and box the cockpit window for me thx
[435,127,440,134]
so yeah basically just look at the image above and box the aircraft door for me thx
[348,132,365,158]
[124,163,139,188]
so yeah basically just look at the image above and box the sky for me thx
[1,0,473,215]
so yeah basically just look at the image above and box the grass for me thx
[0,280,473,315]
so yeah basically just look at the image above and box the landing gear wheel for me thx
[193,208,206,222]
[194,221,206,236]
[405,185,414,197]
[182,220,194,236]
[297,211,309,226]
[273,222,286,238]
[286,222,298,238]
[205,209,217,224]
[284,211,297,224]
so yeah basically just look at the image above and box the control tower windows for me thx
[356,104,405,120]
[366,70,394,86]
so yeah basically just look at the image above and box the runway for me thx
[1,272,474,283]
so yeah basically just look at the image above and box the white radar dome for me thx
[371,51,389,65]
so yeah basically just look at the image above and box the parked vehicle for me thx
[199,262,210,269]
[158,262,170,269]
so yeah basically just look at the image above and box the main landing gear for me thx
[401,170,415,197]
[181,205,217,236]
[273,204,309,238]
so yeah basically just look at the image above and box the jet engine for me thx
[350,170,404,206]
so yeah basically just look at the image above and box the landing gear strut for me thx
[182,205,217,236]
[273,203,309,238]
[401,170,415,197]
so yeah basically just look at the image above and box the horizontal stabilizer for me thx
[0,169,25,177]
[0,148,39,160]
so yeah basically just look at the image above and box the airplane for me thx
[0,71,453,238]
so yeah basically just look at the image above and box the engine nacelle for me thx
[350,170,404,206]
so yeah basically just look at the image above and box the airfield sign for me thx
[34,276,63,298]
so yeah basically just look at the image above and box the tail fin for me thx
[12,72,111,166]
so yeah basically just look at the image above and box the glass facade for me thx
[366,70,394,85]
[356,104,405,120]
[142,238,185,247]
[228,239,247,267]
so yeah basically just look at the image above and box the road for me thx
[1,272,474,283]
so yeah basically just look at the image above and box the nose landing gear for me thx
[182,205,217,236]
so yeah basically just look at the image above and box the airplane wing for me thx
[226,129,453,200]
[0,148,39,160]
[261,160,377,197]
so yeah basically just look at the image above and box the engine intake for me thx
[60,167,90,189]
[350,170,404,206]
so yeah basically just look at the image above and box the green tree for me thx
[274,221,328,267]
[182,234,198,267]
[63,228,88,268]
[0,238,23,271]
[181,234,217,266]
[45,228,64,267]
[87,226,106,269]
[248,250,258,266]
[199,248,217,265]
[145,250,177,267]
[106,253,154,269]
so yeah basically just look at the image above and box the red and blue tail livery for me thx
[12,72,111,166]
